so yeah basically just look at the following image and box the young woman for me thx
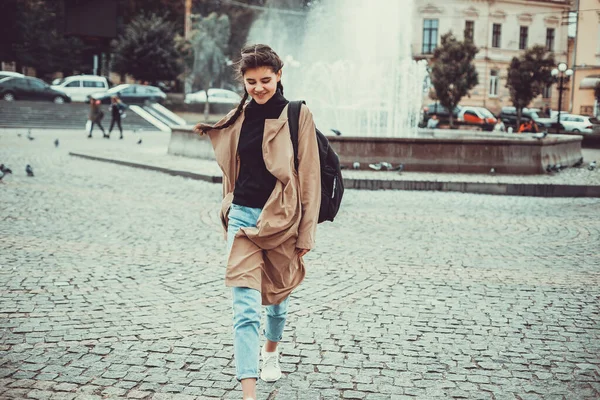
[108,96,127,139]
[194,44,321,400]
[87,98,106,138]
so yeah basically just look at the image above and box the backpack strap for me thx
[287,100,306,171]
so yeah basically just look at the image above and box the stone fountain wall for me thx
[328,131,583,174]
[168,127,583,175]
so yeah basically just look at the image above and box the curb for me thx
[69,152,600,198]
[69,152,222,184]
[344,178,600,197]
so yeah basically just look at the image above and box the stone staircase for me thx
[0,100,161,131]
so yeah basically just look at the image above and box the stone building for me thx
[571,0,600,116]
[413,0,572,115]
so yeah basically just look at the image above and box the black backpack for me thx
[288,101,344,223]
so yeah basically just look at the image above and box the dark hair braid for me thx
[194,44,284,134]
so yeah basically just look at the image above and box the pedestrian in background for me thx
[493,118,506,132]
[87,99,106,138]
[427,114,439,129]
[194,44,321,400]
[518,119,540,133]
[108,96,127,139]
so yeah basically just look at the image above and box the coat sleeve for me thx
[296,104,321,250]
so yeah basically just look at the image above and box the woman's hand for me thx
[296,248,310,257]
[193,123,204,135]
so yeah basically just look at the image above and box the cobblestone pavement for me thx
[1,129,600,400]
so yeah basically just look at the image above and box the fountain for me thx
[168,0,583,174]
[250,0,427,137]
[245,0,583,174]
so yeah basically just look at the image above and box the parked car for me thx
[89,84,166,104]
[558,114,600,134]
[0,71,25,80]
[0,76,71,103]
[420,103,462,126]
[51,75,109,102]
[498,106,561,130]
[456,106,497,131]
[184,88,242,105]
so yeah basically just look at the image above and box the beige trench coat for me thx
[201,103,321,305]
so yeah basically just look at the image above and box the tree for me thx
[0,0,19,64]
[506,45,555,128]
[430,32,479,128]
[187,12,231,121]
[111,14,182,84]
[8,0,90,79]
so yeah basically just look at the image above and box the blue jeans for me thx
[227,203,290,381]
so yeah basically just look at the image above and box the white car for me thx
[559,114,600,134]
[0,71,25,80]
[184,88,242,105]
[51,75,109,102]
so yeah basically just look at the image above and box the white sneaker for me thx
[260,344,282,382]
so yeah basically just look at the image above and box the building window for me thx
[519,26,528,50]
[465,20,474,42]
[422,19,439,54]
[489,70,499,97]
[542,84,552,99]
[492,24,502,48]
[546,28,555,52]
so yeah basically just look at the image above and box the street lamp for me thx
[551,62,573,134]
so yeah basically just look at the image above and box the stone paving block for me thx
[27,389,54,400]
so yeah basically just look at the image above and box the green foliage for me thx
[0,0,19,63]
[506,45,555,127]
[430,32,479,127]
[111,14,182,83]
[189,13,231,91]
[8,0,89,78]
[185,12,231,121]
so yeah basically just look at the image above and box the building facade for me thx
[571,0,600,116]
[414,0,572,115]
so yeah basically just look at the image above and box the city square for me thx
[1,130,599,399]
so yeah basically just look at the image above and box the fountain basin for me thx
[169,127,583,175]
[168,126,215,160]
[329,131,583,174]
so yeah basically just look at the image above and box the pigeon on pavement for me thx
[331,129,342,136]
[26,164,34,177]
[0,164,12,174]
[589,161,597,171]
[137,139,142,145]
[352,162,360,170]
[391,163,404,172]
[54,139,59,147]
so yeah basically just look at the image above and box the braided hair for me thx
[195,44,285,134]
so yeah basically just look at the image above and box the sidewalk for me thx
[7,128,600,197]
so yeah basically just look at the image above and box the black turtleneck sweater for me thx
[233,90,289,208]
